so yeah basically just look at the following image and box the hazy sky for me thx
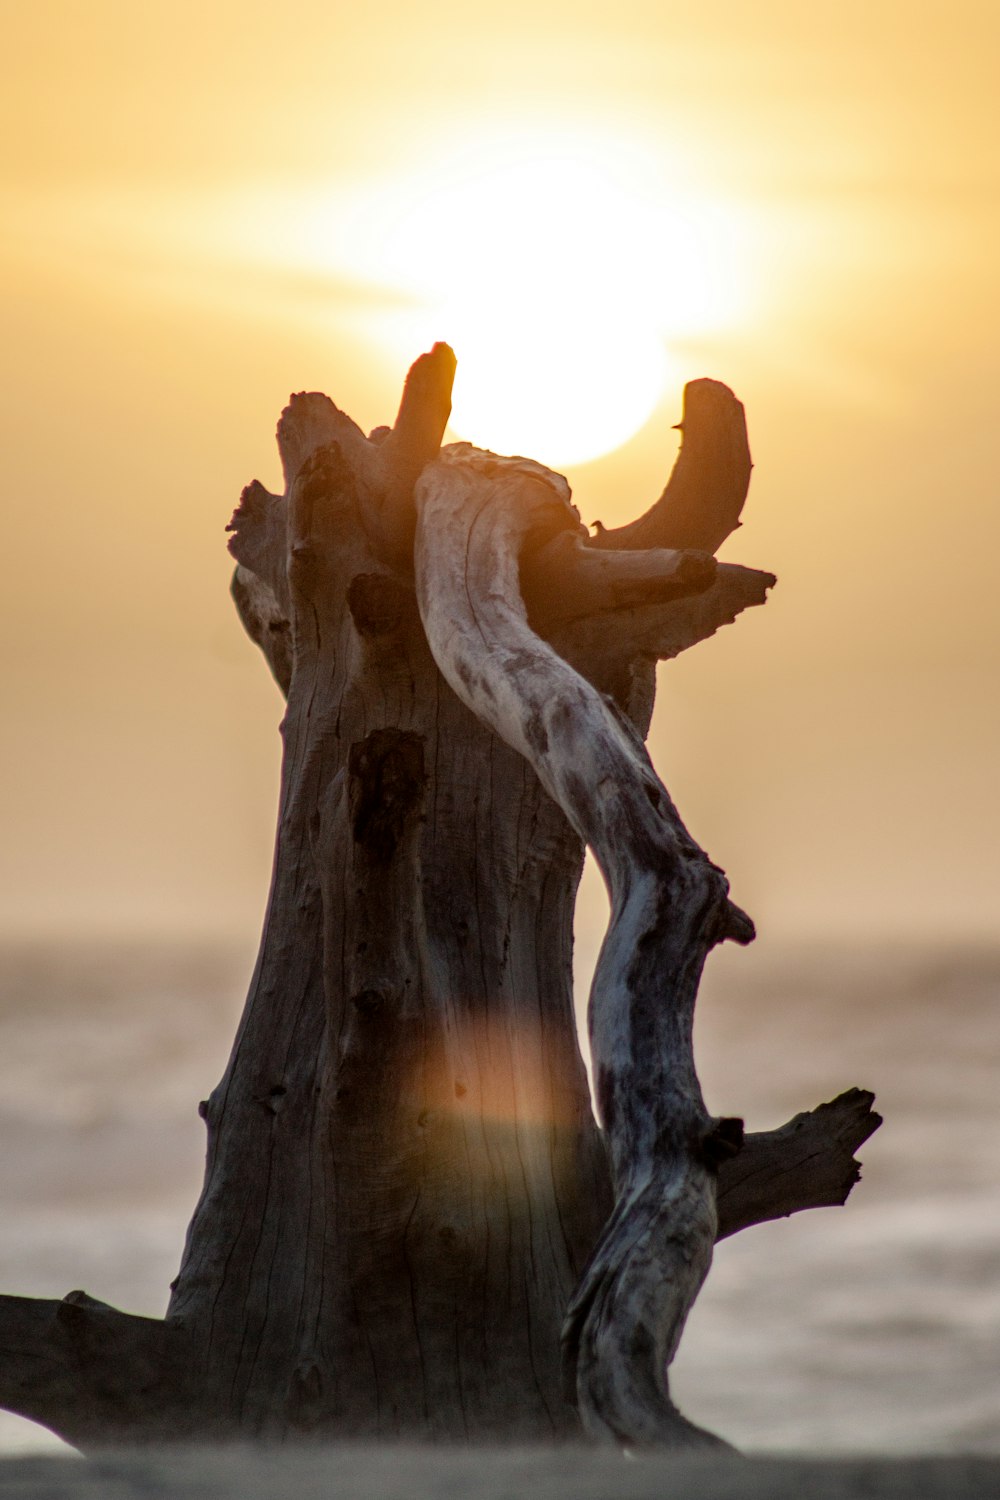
[1,0,997,944]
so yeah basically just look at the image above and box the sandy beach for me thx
[0,1446,998,1499]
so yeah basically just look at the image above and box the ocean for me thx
[0,937,996,1455]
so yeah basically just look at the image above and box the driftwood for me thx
[0,346,879,1448]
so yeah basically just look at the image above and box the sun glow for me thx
[325,129,752,466]
[31,124,754,469]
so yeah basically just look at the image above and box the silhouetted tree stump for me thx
[0,347,880,1448]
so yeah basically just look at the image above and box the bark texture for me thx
[414,447,752,1445]
[0,347,880,1449]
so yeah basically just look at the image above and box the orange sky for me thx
[1,0,997,944]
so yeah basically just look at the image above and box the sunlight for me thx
[406,301,668,467]
[317,126,752,466]
[18,121,755,468]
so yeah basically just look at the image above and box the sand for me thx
[0,1446,998,1499]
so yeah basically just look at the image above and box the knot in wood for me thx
[351,986,392,1018]
[700,1115,745,1170]
[347,572,410,639]
[262,1083,287,1116]
[348,729,425,863]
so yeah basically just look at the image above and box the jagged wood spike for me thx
[715,1089,883,1240]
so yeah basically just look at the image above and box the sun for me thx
[325,128,749,468]
[436,301,667,469]
[44,124,754,470]
[201,127,751,469]
[369,150,675,467]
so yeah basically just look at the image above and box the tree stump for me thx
[0,347,880,1448]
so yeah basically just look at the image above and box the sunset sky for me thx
[1,0,997,946]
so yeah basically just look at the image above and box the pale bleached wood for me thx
[228,504,775,719]
[414,446,753,1446]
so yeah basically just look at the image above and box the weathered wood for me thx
[589,379,752,554]
[549,560,776,736]
[715,1089,882,1241]
[414,447,753,1445]
[0,347,880,1450]
[0,1293,192,1447]
[166,386,615,1444]
[0,1094,878,1446]
[230,561,293,694]
[522,535,717,631]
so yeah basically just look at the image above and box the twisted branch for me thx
[414,447,751,1445]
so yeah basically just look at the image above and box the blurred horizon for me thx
[0,932,997,1454]
[1,0,998,947]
